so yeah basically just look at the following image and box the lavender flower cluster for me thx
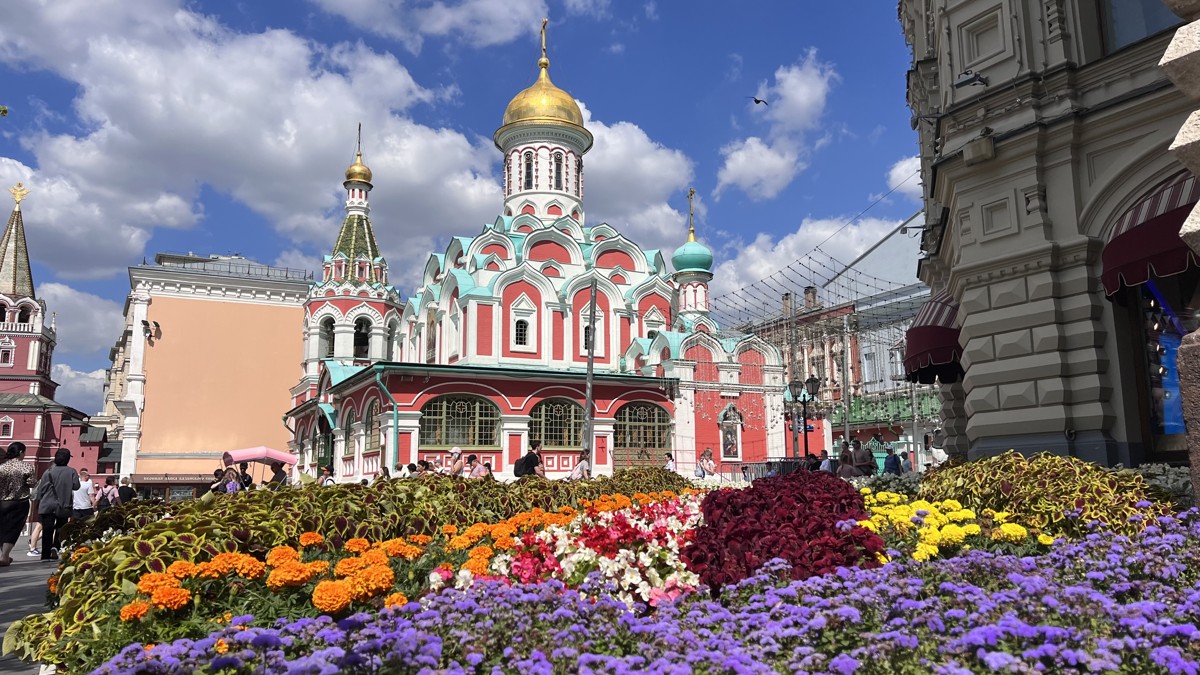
[92,511,1200,675]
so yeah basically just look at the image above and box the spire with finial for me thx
[0,183,36,298]
[687,187,697,242]
[345,123,372,185]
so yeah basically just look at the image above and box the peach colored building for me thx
[96,253,310,498]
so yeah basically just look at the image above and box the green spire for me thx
[0,196,35,299]
[332,213,381,262]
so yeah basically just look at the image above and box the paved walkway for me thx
[0,555,55,675]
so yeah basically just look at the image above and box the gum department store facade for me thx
[285,42,795,481]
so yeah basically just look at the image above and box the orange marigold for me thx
[492,536,517,551]
[441,524,458,535]
[150,586,191,611]
[214,638,229,654]
[334,556,369,578]
[468,545,494,560]
[461,557,490,575]
[407,534,432,546]
[266,546,300,567]
[446,535,471,551]
[266,560,317,590]
[47,575,58,594]
[350,565,394,599]
[119,600,150,621]
[311,579,353,614]
[235,556,266,580]
[299,532,325,548]
[306,560,330,575]
[137,573,181,595]
[344,538,370,553]
[167,561,199,579]
[360,549,389,566]
[381,539,423,560]
[383,592,408,608]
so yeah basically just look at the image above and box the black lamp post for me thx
[803,375,821,458]
[787,380,803,458]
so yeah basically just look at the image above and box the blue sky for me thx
[0,0,922,413]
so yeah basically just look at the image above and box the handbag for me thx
[693,465,705,478]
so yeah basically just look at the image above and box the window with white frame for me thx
[862,351,877,384]
[578,305,605,357]
[642,307,665,336]
[0,417,12,439]
[509,294,537,353]
[0,349,12,367]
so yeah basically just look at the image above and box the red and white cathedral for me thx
[286,38,797,480]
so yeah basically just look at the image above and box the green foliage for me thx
[6,468,688,672]
[919,451,1172,537]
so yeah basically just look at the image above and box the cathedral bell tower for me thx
[671,188,715,325]
[0,183,57,397]
[494,19,593,225]
[299,128,403,392]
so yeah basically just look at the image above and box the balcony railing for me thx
[0,322,36,333]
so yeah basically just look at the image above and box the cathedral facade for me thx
[286,36,788,480]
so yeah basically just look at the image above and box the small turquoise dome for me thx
[672,239,713,273]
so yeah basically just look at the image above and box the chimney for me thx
[782,292,793,319]
[803,286,818,309]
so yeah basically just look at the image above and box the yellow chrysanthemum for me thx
[1038,533,1056,546]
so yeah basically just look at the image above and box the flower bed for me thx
[92,509,1200,674]
[4,469,690,670]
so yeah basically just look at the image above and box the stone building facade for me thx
[900,0,1189,466]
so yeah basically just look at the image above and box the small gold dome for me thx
[345,151,372,184]
[501,57,585,129]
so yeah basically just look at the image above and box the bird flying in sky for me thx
[747,96,768,106]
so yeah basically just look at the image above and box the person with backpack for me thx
[94,476,121,513]
[883,447,902,476]
[513,440,545,478]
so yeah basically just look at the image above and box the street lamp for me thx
[788,379,804,458]
[803,375,821,458]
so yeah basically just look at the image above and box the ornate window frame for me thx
[613,402,672,467]
[528,398,584,450]
[510,293,538,354]
[578,304,605,358]
[418,395,502,449]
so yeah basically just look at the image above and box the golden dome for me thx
[501,57,585,129]
[345,151,372,184]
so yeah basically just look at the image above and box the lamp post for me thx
[787,380,803,459]
[803,375,821,458]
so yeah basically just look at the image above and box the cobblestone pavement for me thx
[0,555,55,674]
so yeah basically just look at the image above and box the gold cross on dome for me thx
[687,187,697,242]
[541,18,549,59]
[8,182,30,207]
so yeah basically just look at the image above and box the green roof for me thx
[332,213,381,262]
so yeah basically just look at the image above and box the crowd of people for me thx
[209,461,291,494]
[0,442,140,565]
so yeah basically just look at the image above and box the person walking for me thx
[319,466,335,487]
[118,477,137,503]
[466,454,489,479]
[697,449,717,478]
[0,442,35,566]
[72,468,96,522]
[852,440,876,477]
[36,449,79,561]
[514,440,545,478]
[883,447,902,476]
[447,448,466,477]
[95,476,121,512]
[836,456,861,479]
[663,453,675,472]
[900,451,913,474]
[818,450,833,473]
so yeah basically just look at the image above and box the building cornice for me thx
[130,266,310,305]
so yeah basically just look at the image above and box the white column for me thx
[333,429,348,480]
[349,421,365,480]
[369,325,387,361]
[119,288,151,477]
[333,324,355,360]
[592,420,614,478]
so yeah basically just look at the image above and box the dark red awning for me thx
[903,289,963,384]
[1102,171,1200,296]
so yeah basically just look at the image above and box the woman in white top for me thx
[663,453,675,472]
[699,449,717,478]
[568,450,591,480]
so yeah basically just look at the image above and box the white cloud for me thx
[0,0,501,283]
[306,0,548,53]
[273,249,323,277]
[886,155,923,201]
[645,2,659,20]
[52,364,107,415]
[714,137,801,201]
[576,102,695,256]
[37,283,126,358]
[564,0,611,17]
[716,50,837,201]
[709,216,920,302]
[607,43,625,54]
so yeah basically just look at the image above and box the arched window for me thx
[613,402,672,468]
[514,319,530,346]
[17,306,30,324]
[554,152,563,190]
[425,310,437,363]
[583,325,593,349]
[354,318,371,359]
[575,159,582,196]
[529,398,584,450]
[364,401,381,455]
[0,304,7,322]
[342,409,357,456]
[0,422,11,438]
[419,395,501,448]
[524,152,534,190]
[505,156,512,196]
[320,317,335,358]
[315,416,333,474]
